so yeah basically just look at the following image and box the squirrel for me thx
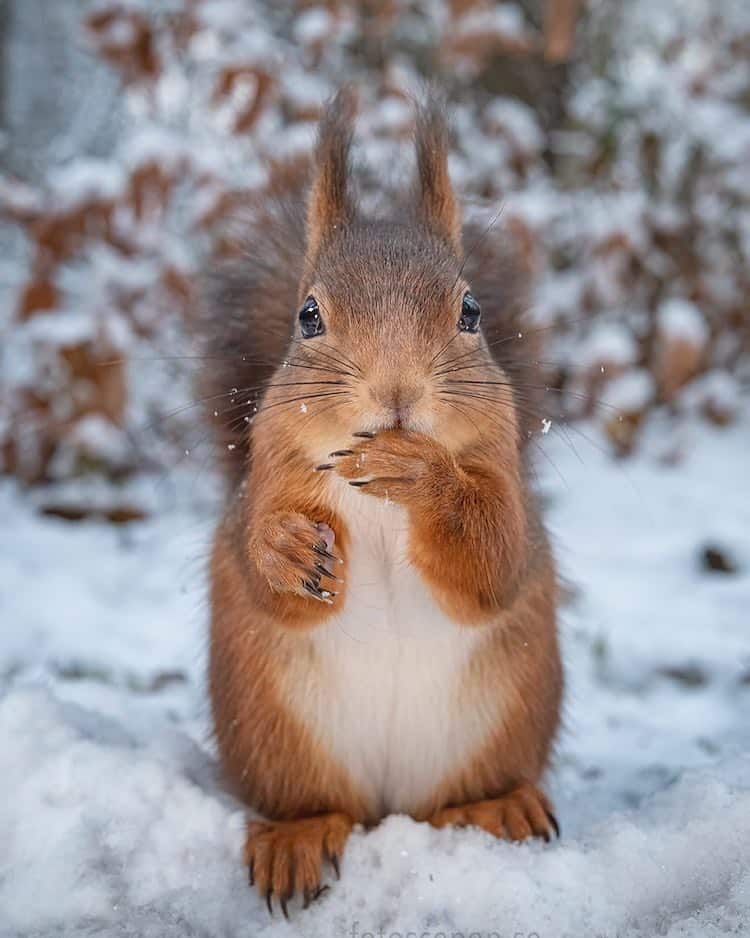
[200,90,563,915]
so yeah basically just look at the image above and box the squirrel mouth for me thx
[381,415,407,432]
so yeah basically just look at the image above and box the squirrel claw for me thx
[546,810,560,839]
[313,543,342,564]
[303,885,328,909]
[314,562,342,582]
[303,579,336,603]
[329,449,354,457]
[352,430,376,438]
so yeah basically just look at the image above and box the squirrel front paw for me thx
[251,513,342,603]
[318,430,453,503]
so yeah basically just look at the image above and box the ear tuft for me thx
[306,87,357,264]
[414,94,462,254]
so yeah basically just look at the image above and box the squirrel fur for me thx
[199,90,563,914]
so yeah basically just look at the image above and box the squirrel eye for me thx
[299,296,324,338]
[458,292,481,333]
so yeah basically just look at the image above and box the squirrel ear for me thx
[306,88,356,263]
[414,97,462,254]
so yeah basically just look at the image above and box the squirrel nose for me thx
[370,382,424,417]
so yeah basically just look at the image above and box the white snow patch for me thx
[293,8,333,45]
[455,4,527,42]
[579,322,639,370]
[48,160,125,210]
[604,368,655,412]
[658,298,709,345]
[680,369,740,418]
[484,97,544,155]
[23,310,96,347]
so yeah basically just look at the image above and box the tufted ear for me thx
[414,96,462,254]
[305,88,357,265]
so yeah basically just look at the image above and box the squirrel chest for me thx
[279,480,501,818]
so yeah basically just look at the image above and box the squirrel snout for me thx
[369,381,425,425]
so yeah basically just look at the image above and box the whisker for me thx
[443,378,623,418]
[435,356,559,378]
[450,202,507,294]
[429,331,463,369]
[439,397,488,439]
[256,389,350,416]
[141,387,249,435]
[435,315,601,374]
[249,393,353,432]
[218,382,351,424]
[289,344,360,379]
[292,302,364,376]
[437,391,570,486]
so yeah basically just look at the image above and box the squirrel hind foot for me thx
[428,783,559,843]
[245,812,353,916]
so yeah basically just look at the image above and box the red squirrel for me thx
[201,91,562,915]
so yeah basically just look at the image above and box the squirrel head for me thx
[260,90,519,457]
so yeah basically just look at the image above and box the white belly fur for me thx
[283,479,499,817]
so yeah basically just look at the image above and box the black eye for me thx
[299,296,324,338]
[458,292,481,333]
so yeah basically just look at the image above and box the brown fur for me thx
[429,783,557,841]
[414,95,463,253]
[201,91,563,913]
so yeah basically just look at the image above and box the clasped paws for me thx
[315,430,448,503]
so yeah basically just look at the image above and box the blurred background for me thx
[1,0,749,509]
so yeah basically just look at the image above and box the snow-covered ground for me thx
[1,412,749,937]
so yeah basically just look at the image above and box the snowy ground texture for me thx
[1,411,750,938]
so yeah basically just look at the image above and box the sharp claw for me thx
[303,889,310,910]
[542,830,550,843]
[331,854,340,880]
[248,859,254,886]
[329,449,354,457]
[266,889,274,916]
[349,480,369,487]
[312,884,330,902]
[312,544,343,564]
[546,811,560,839]
[302,579,336,603]
[280,896,289,920]
[352,430,376,438]
[315,463,334,471]
[314,562,342,582]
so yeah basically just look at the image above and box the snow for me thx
[603,368,655,412]
[454,4,527,43]
[1,410,749,935]
[23,309,96,347]
[47,159,125,210]
[658,298,710,346]
[680,369,740,420]
[123,128,186,173]
[484,97,544,156]
[293,8,333,46]
[62,415,131,469]
[577,322,639,370]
